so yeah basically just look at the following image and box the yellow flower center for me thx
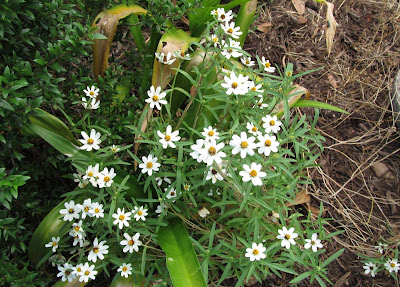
[95,208,99,213]
[240,141,248,148]
[74,226,80,232]
[228,48,233,53]
[77,267,82,272]
[93,247,99,253]
[265,62,271,68]
[208,130,214,136]
[213,37,218,43]
[153,95,159,101]
[138,210,143,216]
[104,176,110,182]
[180,51,185,57]
[69,208,74,213]
[258,102,262,107]
[52,242,57,246]
[165,135,171,141]
[246,60,249,64]
[146,162,153,168]
[252,249,259,255]
[84,206,89,212]
[227,28,233,34]
[391,263,396,267]
[270,120,275,126]
[265,140,271,147]
[311,240,316,245]
[128,240,134,246]
[85,271,90,276]
[285,234,291,239]
[231,82,238,89]
[90,91,94,96]
[251,87,256,91]
[221,14,225,19]
[252,127,257,132]
[249,170,258,177]
[88,171,93,177]
[87,138,94,144]
[122,267,128,272]
[208,147,216,155]
[119,214,125,220]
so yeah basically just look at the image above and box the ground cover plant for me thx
[1,0,399,286]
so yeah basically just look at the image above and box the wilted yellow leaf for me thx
[92,5,147,79]
[325,2,338,55]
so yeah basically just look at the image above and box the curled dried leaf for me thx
[325,2,338,55]
[292,0,306,15]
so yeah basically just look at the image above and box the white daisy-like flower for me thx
[200,139,226,166]
[80,198,93,219]
[216,8,233,23]
[183,183,191,191]
[221,39,243,59]
[385,258,400,273]
[261,56,276,73]
[198,206,210,218]
[112,208,132,229]
[83,164,100,187]
[207,189,221,196]
[221,71,249,95]
[202,126,220,142]
[79,129,101,151]
[165,187,178,201]
[73,171,89,189]
[173,50,192,60]
[190,139,205,162]
[206,166,224,184]
[155,177,172,186]
[78,262,97,283]
[72,232,86,247]
[120,233,142,253]
[155,52,176,65]
[117,263,133,278]
[255,98,268,109]
[139,154,161,176]
[375,242,388,254]
[363,262,378,277]
[257,134,279,156]
[133,206,148,221]
[241,56,255,67]
[229,131,256,159]
[81,97,100,110]
[277,226,298,249]
[89,202,105,218]
[210,34,220,47]
[110,144,120,153]
[248,81,264,94]
[245,243,266,261]
[155,202,168,215]
[157,125,181,149]
[221,21,242,39]
[239,162,266,186]
[60,200,82,222]
[246,122,262,136]
[71,263,84,276]
[83,86,99,98]
[262,115,282,134]
[45,236,60,252]
[97,167,116,188]
[145,86,168,110]
[304,233,323,252]
[210,9,218,17]
[88,238,109,263]
[57,263,76,282]
[70,220,84,239]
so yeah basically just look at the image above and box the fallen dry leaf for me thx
[325,1,338,55]
[297,15,308,24]
[272,84,308,115]
[292,0,306,15]
[286,190,310,207]
[133,107,153,170]
[257,22,273,33]
[328,74,338,88]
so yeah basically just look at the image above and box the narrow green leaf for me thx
[293,99,349,114]
[320,248,344,268]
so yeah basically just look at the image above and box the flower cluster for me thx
[82,86,100,110]
[362,242,399,277]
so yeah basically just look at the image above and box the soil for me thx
[245,0,400,285]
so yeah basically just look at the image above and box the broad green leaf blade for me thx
[235,0,257,47]
[28,108,80,145]
[28,195,86,267]
[110,273,143,287]
[152,27,200,88]
[289,271,313,284]
[188,0,220,37]
[157,216,206,287]
[293,99,349,114]
[92,4,148,79]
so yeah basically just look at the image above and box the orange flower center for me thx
[208,130,214,136]
[138,210,143,216]
[246,60,249,64]
[311,240,316,245]
[249,170,257,177]
[95,208,99,213]
[85,271,90,276]
[153,95,159,101]
[240,141,248,148]
[391,263,396,267]
[163,55,167,62]
[285,234,291,239]
[270,120,275,126]
[119,214,125,220]
[93,247,99,253]
[74,226,80,231]
[52,242,57,246]
[122,267,128,272]
[165,135,171,141]
[265,62,271,68]
[252,249,259,255]
[221,14,225,19]
[265,140,271,147]
[87,138,94,144]
[252,127,257,132]
[85,206,89,212]
[227,28,233,34]
[128,240,134,246]
[146,162,153,168]
[104,176,110,182]
[208,147,216,155]
[251,87,256,91]
[231,82,238,88]
[88,171,93,177]
[90,91,94,95]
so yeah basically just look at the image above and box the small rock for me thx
[371,162,394,179]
